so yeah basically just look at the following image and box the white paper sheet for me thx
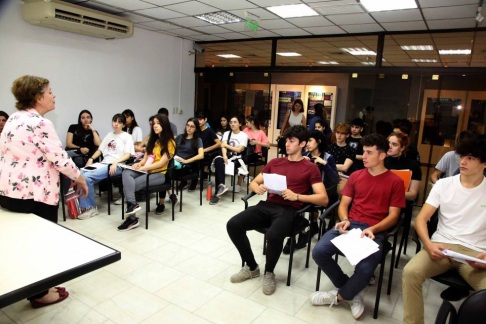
[225,160,235,175]
[263,173,287,195]
[331,228,380,266]
[442,250,486,265]
[119,164,147,174]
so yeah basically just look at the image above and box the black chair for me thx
[411,211,475,300]
[316,210,405,319]
[394,196,418,268]
[173,160,204,212]
[241,191,314,286]
[276,136,287,158]
[245,145,269,194]
[435,290,486,324]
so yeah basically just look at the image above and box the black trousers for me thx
[226,200,298,273]
[0,195,60,300]
[214,157,241,187]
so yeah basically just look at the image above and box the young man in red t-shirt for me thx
[226,126,328,295]
[310,134,405,320]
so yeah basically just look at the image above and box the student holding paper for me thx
[402,134,486,324]
[311,134,405,320]
[226,126,328,295]
[385,132,422,201]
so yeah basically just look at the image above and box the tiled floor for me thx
[1,148,461,324]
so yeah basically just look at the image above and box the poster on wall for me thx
[306,92,334,122]
[277,91,301,129]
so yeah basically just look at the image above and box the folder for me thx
[391,170,413,191]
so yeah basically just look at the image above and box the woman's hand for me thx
[223,156,228,164]
[75,175,89,199]
[86,124,95,131]
[109,163,118,175]
[85,159,93,167]
[303,156,311,161]
[132,163,141,170]
[80,147,89,155]
[315,157,327,165]
[175,156,187,164]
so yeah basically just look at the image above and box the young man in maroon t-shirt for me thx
[226,126,328,295]
[310,134,405,320]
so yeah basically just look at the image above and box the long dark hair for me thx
[313,103,324,118]
[180,117,201,150]
[246,115,260,129]
[146,114,175,159]
[76,110,93,136]
[309,130,327,153]
[122,109,138,134]
[292,99,304,113]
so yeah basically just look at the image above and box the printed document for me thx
[331,228,380,266]
[263,173,287,195]
[442,250,486,265]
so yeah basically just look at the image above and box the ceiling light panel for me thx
[401,45,434,50]
[361,62,375,65]
[217,54,242,58]
[412,59,438,62]
[277,52,302,57]
[341,48,377,55]
[439,49,472,55]
[196,11,243,25]
[267,4,319,19]
[317,61,339,64]
[361,0,417,12]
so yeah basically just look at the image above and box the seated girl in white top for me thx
[123,109,143,153]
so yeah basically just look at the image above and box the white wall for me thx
[0,0,195,145]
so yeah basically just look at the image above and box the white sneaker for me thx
[234,185,242,193]
[310,290,339,307]
[114,198,122,205]
[350,291,365,319]
[77,207,99,220]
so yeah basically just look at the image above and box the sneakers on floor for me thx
[216,184,228,197]
[170,193,179,207]
[282,231,309,255]
[350,291,365,319]
[310,290,339,307]
[125,202,141,216]
[209,195,220,205]
[368,274,376,286]
[117,216,139,231]
[230,265,260,283]
[77,207,99,220]
[180,181,189,191]
[188,184,197,192]
[234,184,242,193]
[262,272,276,295]
[114,198,122,205]
[155,204,165,214]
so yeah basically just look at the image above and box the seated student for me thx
[77,114,134,220]
[311,134,405,320]
[158,107,177,137]
[347,118,365,172]
[209,116,248,205]
[173,117,204,195]
[65,110,102,168]
[385,132,422,201]
[393,119,420,163]
[402,134,486,324]
[196,111,221,177]
[118,114,176,231]
[226,125,328,295]
[430,130,477,184]
[327,123,355,194]
[216,115,230,138]
[314,118,331,146]
[136,115,155,153]
[283,130,340,254]
[238,114,270,191]
[123,109,143,153]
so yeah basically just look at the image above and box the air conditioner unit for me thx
[22,0,133,39]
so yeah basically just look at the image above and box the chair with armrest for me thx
[244,145,269,194]
[241,191,313,286]
[394,195,419,268]
[435,290,486,324]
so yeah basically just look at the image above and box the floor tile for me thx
[174,254,231,281]
[208,265,263,298]
[23,299,106,324]
[141,304,211,324]
[117,233,169,254]
[144,242,199,267]
[125,262,185,293]
[104,249,153,278]
[248,283,310,316]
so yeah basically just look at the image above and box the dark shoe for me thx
[125,202,141,216]
[170,193,179,207]
[209,195,220,205]
[31,290,69,309]
[117,216,139,231]
[188,184,197,192]
[440,286,469,301]
[310,221,319,238]
[156,204,165,214]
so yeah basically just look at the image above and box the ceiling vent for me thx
[22,0,133,39]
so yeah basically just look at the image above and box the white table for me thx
[0,208,120,308]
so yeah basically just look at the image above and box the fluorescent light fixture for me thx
[277,52,302,57]
[361,0,417,12]
[432,75,440,80]
[439,49,471,55]
[401,45,434,51]
[342,48,376,55]
[196,11,243,25]
[402,74,409,80]
[352,73,358,78]
[267,4,319,18]
[317,61,339,65]
[217,54,241,58]
[412,59,438,63]
[361,62,375,66]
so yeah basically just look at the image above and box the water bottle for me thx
[145,154,155,166]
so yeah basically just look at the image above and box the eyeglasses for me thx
[186,124,196,129]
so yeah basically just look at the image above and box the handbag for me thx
[65,183,81,219]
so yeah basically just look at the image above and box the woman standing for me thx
[0,111,9,134]
[0,75,88,308]
[65,110,102,167]
[120,114,176,230]
[279,99,306,136]
[122,109,143,153]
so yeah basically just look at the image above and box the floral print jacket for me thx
[0,109,80,206]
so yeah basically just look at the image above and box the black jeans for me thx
[226,200,298,273]
[214,157,240,187]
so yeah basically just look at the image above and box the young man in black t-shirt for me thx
[196,111,221,180]
[347,118,364,172]
[327,123,355,194]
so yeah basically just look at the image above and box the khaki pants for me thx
[402,243,486,324]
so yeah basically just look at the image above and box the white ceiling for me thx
[63,0,485,42]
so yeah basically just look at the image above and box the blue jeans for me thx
[79,165,122,208]
[312,221,385,300]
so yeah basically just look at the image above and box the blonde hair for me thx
[11,75,50,111]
